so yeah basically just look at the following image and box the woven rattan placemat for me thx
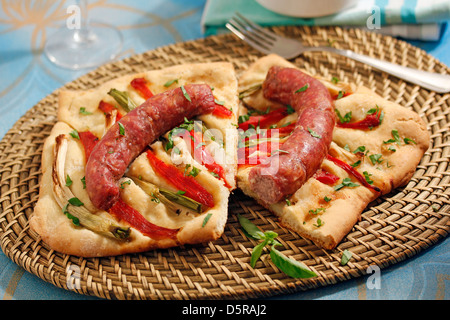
[0,26,449,300]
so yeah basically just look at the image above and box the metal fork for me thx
[226,13,450,93]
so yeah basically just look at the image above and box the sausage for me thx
[85,84,216,211]
[248,66,335,204]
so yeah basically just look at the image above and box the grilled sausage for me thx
[248,66,335,203]
[85,84,216,211]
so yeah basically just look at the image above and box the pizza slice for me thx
[236,54,430,250]
[30,62,239,257]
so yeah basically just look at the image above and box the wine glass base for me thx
[44,22,123,70]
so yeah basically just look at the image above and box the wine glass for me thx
[44,0,123,70]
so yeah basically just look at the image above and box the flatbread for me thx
[30,62,239,257]
[236,54,430,250]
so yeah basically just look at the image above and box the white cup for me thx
[256,0,359,18]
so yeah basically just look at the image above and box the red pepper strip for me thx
[336,113,381,129]
[326,154,381,192]
[146,150,215,208]
[109,198,178,240]
[238,107,288,131]
[98,100,122,120]
[79,131,99,161]
[130,77,153,100]
[314,169,340,185]
[212,104,233,118]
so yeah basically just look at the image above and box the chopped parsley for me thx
[163,78,179,87]
[65,175,73,187]
[180,85,191,102]
[308,128,322,139]
[334,178,360,191]
[295,84,309,93]
[69,130,79,139]
[202,213,212,227]
[335,109,352,124]
[118,122,125,136]
[79,107,92,115]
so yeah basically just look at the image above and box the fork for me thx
[226,13,450,93]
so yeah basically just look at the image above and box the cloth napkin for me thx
[201,0,450,41]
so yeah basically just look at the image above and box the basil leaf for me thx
[308,128,322,139]
[269,246,317,278]
[237,214,265,240]
[251,239,268,268]
[118,122,125,136]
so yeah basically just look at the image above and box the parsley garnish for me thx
[308,128,322,139]
[334,178,360,191]
[341,249,352,265]
[65,175,73,187]
[69,130,79,139]
[335,109,352,124]
[331,76,339,84]
[79,107,92,115]
[180,85,191,102]
[295,84,309,93]
[163,78,179,87]
[118,122,125,136]
[202,213,212,227]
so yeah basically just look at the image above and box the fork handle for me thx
[325,48,450,93]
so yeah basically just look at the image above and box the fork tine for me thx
[228,18,273,48]
[234,12,278,41]
[225,21,272,55]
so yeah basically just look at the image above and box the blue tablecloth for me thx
[0,0,448,301]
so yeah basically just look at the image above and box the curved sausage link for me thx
[248,66,335,204]
[85,84,216,211]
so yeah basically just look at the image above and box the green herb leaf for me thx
[351,160,361,168]
[363,171,374,185]
[324,196,331,202]
[69,130,79,139]
[353,145,366,154]
[404,137,416,145]
[335,109,352,124]
[65,175,73,187]
[120,180,131,189]
[271,149,290,156]
[108,88,138,112]
[164,78,179,87]
[68,197,84,207]
[334,178,360,191]
[336,90,345,99]
[118,122,125,136]
[177,190,186,195]
[214,99,225,105]
[313,218,325,228]
[202,213,212,227]
[295,84,309,93]
[369,153,383,165]
[237,214,265,240]
[341,249,352,266]
[251,239,268,268]
[331,76,339,84]
[180,85,191,102]
[63,204,80,226]
[270,245,317,278]
[286,105,295,114]
[81,176,86,189]
[308,128,322,139]
[79,107,93,115]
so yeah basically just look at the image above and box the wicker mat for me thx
[0,26,449,300]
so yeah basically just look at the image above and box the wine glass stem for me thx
[75,0,92,43]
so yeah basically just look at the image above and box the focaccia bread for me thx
[236,54,430,249]
[30,62,239,257]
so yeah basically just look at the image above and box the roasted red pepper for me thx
[146,150,215,208]
[314,169,340,185]
[326,154,381,192]
[337,113,382,129]
[238,107,288,131]
[98,100,122,120]
[212,103,233,118]
[79,131,99,161]
[130,77,153,100]
[109,199,178,240]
